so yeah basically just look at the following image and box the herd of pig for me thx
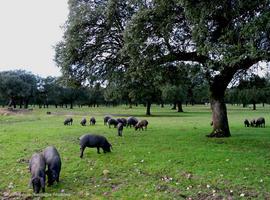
[244,117,266,127]
[29,115,148,193]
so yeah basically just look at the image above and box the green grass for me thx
[0,105,270,199]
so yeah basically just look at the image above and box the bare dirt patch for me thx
[0,108,33,116]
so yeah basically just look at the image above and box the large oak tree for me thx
[124,0,270,137]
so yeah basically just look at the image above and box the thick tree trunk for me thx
[207,96,231,137]
[177,101,183,112]
[207,72,232,138]
[161,103,164,108]
[146,101,151,115]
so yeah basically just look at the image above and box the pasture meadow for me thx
[0,105,269,199]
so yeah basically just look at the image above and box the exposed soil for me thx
[0,108,33,116]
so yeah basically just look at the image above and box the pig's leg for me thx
[80,146,85,158]
[97,147,101,154]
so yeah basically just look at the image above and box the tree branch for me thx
[153,51,209,65]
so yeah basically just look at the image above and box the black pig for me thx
[29,153,46,193]
[43,146,61,186]
[79,134,112,158]
[127,117,138,128]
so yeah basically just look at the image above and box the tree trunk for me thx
[70,101,73,109]
[128,98,132,108]
[161,103,164,108]
[262,102,265,107]
[24,99,29,109]
[177,101,183,112]
[253,102,256,110]
[146,101,151,115]
[207,73,232,138]
[19,99,23,109]
[207,96,231,137]
[8,98,16,108]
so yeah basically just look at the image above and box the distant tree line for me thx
[0,70,269,111]
[0,70,104,109]
[0,70,209,109]
[226,74,270,110]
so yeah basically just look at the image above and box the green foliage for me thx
[162,84,187,104]
[226,74,270,106]
[0,70,37,107]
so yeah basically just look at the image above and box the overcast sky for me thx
[0,0,68,77]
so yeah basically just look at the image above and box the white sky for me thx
[0,0,69,77]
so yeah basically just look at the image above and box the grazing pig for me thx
[135,120,149,131]
[90,117,96,125]
[117,118,127,126]
[43,146,61,186]
[256,117,265,127]
[104,115,112,125]
[127,117,138,128]
[107,118,118,128]
[250,119,256,127]
[64,117,73,125]
[29,153,46,193]
[117,123,123,136]
[79,134,112,158]
[80,118,87,126]
[120,118,127,126]
[244,119,250,127]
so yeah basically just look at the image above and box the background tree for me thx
[162,84,187,112]
[0,70,37,108]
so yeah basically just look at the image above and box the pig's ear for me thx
[40,177,45,189]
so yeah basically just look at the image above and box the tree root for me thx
[206,129,231,138]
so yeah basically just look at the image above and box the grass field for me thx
[0,105,270,199]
